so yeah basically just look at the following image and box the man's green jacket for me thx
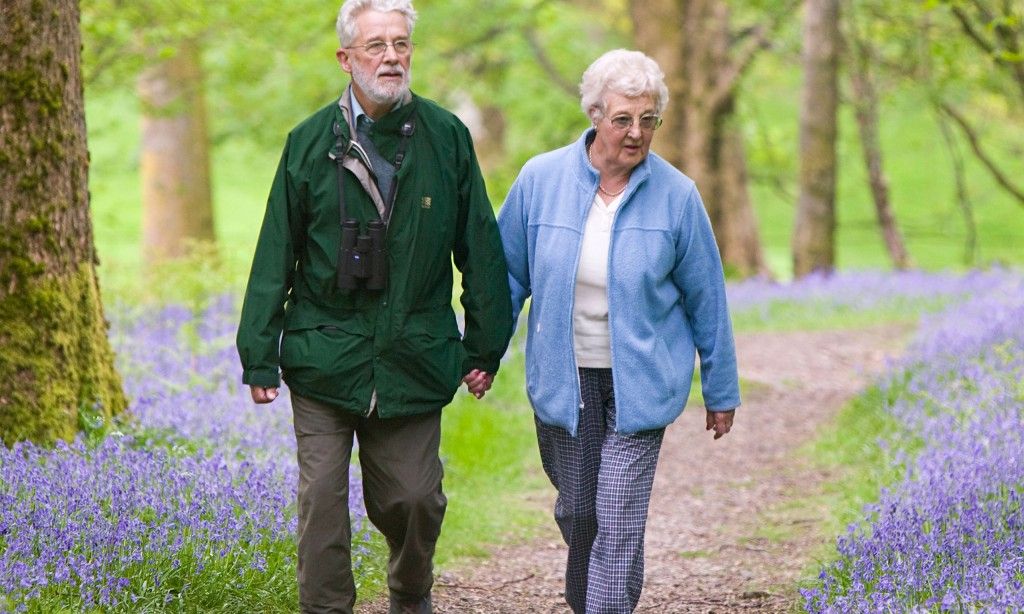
[237,92,513,417]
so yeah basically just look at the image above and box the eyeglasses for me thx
[346,39,414,57]
[606,114,663,131]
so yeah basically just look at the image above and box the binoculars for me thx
[337,218,388,291]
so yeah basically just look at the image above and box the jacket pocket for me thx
[280,319,374,407]
[389,309,466,407]
[654,337,681,399]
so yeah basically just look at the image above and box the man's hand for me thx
[462,369,494,399]
[250,385,279,404]
[705,409,735,440]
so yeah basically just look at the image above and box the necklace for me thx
[588,144,627,197]
[598,182,627,197]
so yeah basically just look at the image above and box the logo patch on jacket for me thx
[421,196,432,209]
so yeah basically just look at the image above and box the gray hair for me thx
[337,0,418,47]
[579,49,669,119]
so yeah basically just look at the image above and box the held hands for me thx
[252,375,492,404]
[462,369,494,399]
[250,386,279,404]
[705,409,735,440]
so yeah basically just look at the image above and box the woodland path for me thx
[368,325,910,613]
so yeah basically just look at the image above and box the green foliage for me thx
[793,382,917,587]
[80,0,1024,287]
[740,52,1023,274]
[101,240,248,311]
[434,346,549,564]
[730,293,959,333]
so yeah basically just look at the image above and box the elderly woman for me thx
[497,49,741,613]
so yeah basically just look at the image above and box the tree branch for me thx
[437,25,509,62]
[968,0,995,23]
[988,1,1024,98]
[709,0,801,113]
[938,101,1024,207]
[950,0,1024,95]
[934,104,978,265]
[522,27,578,98]
[950,5,996,54]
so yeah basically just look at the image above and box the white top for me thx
[573,192,623,368]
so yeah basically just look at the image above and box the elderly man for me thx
[235,1,512,612]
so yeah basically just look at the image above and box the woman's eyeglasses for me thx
[607,114,663,131]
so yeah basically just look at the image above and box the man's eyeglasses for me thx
[346,39,414,57]
[607,114,663,131]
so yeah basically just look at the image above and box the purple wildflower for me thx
[805,274,1024,611]
[0,296,372,609]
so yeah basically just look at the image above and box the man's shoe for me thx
[388,593,431,614]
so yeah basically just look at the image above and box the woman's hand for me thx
[462,369,494,399]
[705,409,735,440]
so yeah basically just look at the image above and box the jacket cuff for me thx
[462,355,501,376]
[243,368,281,388]
[706,405,739,413]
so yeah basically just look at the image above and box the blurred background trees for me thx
[77,0,1023,283]
[1,0,1021,444]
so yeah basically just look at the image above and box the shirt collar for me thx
[347,86,406,127]
[350,89,371,126]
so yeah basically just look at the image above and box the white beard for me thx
[351,62,411,107]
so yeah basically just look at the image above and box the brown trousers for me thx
[291,392,447,614]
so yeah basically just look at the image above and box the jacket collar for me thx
[573,128,652,201]
[337,84,414,137]
[331,87,418,219]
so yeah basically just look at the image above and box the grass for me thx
[26,538,300,614]
[433,350,551,566]
[730,296,951,333]
[790,383,918,594]
[806,385,911,537]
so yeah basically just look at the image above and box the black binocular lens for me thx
[337,218,388,291]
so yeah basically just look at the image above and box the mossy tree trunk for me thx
[0,0,127,445]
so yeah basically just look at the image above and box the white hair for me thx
[337,0,418,47]
[579,49,669,119]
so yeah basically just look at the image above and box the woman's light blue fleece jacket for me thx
[497,130,741,435]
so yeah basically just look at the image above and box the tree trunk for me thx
[632,0,770,278]
[0,0,127,445]
[792,0,841,277]
[630,0,686,167]
[137,39,216,265]
[847,31,911,269]
[719,121,768,277]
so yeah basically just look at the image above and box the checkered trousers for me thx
[536,368,665,613]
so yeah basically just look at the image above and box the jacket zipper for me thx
[567,189,594,436]
[576,185,628,434]
[605,198,624,433]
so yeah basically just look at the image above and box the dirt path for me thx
[369,325,910,613]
